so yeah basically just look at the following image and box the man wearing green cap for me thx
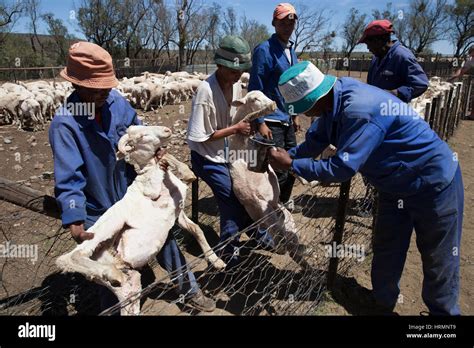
[268,61,463,315]
[187,35,276,267]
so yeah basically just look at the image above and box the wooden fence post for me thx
[424,102,431,125]
[442,88,454,140]
[429,97,439,130]
[0,177,60,219]
[327,179,352,289]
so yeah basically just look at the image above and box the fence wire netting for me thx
[0,161,374,316]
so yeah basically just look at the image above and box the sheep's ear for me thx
[231,98,246,107]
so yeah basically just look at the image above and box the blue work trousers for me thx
[371,165,464,315]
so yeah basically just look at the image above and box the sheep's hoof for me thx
[210,257,226,270]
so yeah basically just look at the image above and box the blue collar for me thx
[375,40,400,66]
[324,79,342,122]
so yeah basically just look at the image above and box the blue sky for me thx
[12,0,454,54]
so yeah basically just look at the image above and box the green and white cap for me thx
[278,61,337,114]
[214,35,252,71]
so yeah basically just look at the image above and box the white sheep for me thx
[19,98,44,131]
[227,91,307,265]
[239,72,250,89]
[56,125,225,315]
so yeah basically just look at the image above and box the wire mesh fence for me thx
[0,151,375,316]
[0,76,471,316]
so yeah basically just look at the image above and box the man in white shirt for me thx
[187,36,276,267]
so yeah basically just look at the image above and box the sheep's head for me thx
[231,91,277,124]
[117,126,172,169]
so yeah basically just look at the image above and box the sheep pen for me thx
[0,74,471,316]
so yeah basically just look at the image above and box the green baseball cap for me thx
[214,35,252,71]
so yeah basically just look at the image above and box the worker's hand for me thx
[293,116,301,133]
[159,158,169,171]
[235,120,251,136]
[70,222,94,244]
[258,122,273,140]
[268,147,292,171]
[155,148,167,161]
[155,148,169,171]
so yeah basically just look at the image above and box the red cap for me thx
[358,20,394,44]
[273,3,297,20]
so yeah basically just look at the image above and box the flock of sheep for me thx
[0,80,72,131]
[116,70,250,111]
[0,70,453,132]
[0,71,252,131]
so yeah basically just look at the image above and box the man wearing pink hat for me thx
[359,19,428,103]
[248,3,302,212]
[49,41,215,313]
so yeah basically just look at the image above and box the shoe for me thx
[183,290,216,312]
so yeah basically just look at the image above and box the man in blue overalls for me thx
[359,19,429,102]
[49,42,215,313]
[268,61,463,315]
[248,3,301,210]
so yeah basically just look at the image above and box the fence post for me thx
[464,77,473,120]
[453,83,462,131]
[424,102,431,125]
[191,177,199,223]
[442,88,454,140]
[429,96,438,130]
[327,179,352,289]
[449,84,461,138]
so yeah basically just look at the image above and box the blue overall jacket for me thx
[248,33,298,124]
[49,89,140,226]
[367,40,429,102]
[289,78,457,197]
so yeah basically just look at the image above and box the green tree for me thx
[447,0,474,57]
[342,8,367,57]
[42,13,72,64]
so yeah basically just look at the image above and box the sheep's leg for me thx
[118,270,142,316]
[56,202,129,285]
[177,210,226,270]
[57,249,125,286]
[162,154,196,184]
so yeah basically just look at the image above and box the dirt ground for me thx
[0,79,472,315]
